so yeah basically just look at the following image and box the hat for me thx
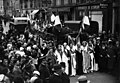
[27,46,31,51]
[41,60,47,66]
[53,64,61,71]
[33,71,40,76]
[78,75,87,81]
[20,47,24,51]
[7,43,12,47]
[96,37,100,40]
[33,45,37,49]
[60,62,66,68]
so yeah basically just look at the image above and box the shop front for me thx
[51,7,71,22]
[75,2,112,33]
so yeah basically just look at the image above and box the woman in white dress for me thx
[88,40,95,72]
[70,43,76,76]
[54,44,69,75]
[81,41,91,73]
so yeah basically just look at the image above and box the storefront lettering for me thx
[100,3,108,8]
[91,5,100,9]
[78,5,100,10]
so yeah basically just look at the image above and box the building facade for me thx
[3,0,20,16]
[2,0,120,34]
[50,0,120,34]
[76,0,113,33]
[3,0,52,16]
[0,0,4,15]
[19,0,52,15]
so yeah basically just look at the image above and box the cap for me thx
[53,64,61,71]
[27,46,31,51]
[33,45,37,49]
[33,71,40,76]
[78,75,87,81]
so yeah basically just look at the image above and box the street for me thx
[70,72,118,83]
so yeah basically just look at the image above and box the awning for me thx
[30,10,39,15]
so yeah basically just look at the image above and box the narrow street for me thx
[70,72,118,83]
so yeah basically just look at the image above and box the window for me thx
[30,3,33,8]
[64,0,68,5]
[24,4,27,8]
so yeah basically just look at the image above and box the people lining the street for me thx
[0,9,120,83]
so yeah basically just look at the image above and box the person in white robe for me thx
[54,44,69,75]
[81,41,91,73]
[54,45,63,64]
[70,43,76,76]
[62,43,70,75]
[88,40,96,72]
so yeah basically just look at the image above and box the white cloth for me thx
[29,76,38,83]
[81,45,91,73]
[0,74,5,81]
[33,71,40,76]
[54,15,61,26]
[62,52,69,75]
[55,50,62,63]
[89,53,95,71]
[71,52,76,76]
[51,14,56,22]
[55,49,69,75]
[82,16,90,26]
[15,50,25,57]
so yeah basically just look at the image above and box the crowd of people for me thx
[0,10,120,83]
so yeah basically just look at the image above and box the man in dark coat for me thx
[99,43,108,72]
[107,40,116,73]
[48,64,62,83]
[60,62,70,83]
[39,60,50,83]
[40,43,49,56]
